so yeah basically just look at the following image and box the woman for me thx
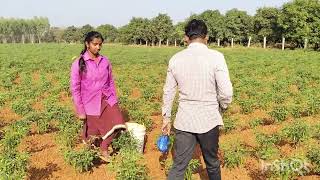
[70,31,126,161]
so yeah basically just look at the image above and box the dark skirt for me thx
[82,95,126,140]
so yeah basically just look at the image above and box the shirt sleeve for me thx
[215,54,233,109]
[70,61,86,116]
[162,60,177,122]
[107,62,117,99]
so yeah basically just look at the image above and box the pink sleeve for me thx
[107,62,117,97]
[70,61,86,116]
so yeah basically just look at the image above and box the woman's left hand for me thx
[78,114,87,120]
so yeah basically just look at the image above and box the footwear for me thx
[99,150,111,163]
[83,136,102,149]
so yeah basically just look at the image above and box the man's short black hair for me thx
[185,19,208,40]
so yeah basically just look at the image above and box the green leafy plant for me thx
[238,99,255,114]
[56,118,82,148]
[0,93,8,107]
[162,158,200,180]
[307,147,320,173]
[1,120,31,152]
[222,141,248,168]
[110,131,149,179]
[142,85,157,101]
[249,118,263,128]
[255,132,281,160]
[312,124,320,140]
[305,96,320,116]
[222,117,237,133]
[63,147,99,172]
[110,149,148,180]
[112,131,138,152]
[266,157,310,180]
[0,120,31,180]
[24,112,51,134]
[0,152,29,180]
[291,106,302,118]
[269,106,289,122]
[282,121,310,145]
[185,159,200,180]
[11,98,33,116]
[128,109,153,131]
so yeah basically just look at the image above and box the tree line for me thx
[0,0,319,49]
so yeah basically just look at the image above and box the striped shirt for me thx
[162,42,233,133]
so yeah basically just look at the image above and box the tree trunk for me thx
[159,39,162,47]
[146,40,148,46]
[152,40,154,46]
[231,38,234,48]
[11,35,16,43]
[166,39,169,46]
[175,39,177,47]
[263,37,266,49]
[3,37,7,43]
[304,38,308,49]
[38,35,41,44]
[217,38,220,47]
[21,34,25,44]
[282,37,285,50]
[30,34,35,44]
[247,36,251,47]
[314,43,319,50]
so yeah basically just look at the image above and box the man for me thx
[161,19,233,180]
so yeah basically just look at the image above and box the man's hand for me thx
[162,119,171,135]
[219,104,228,114]
[79,114,86,121]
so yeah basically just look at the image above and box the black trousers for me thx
[168,126,221,180]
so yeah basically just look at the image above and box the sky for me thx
[1,0,290,28]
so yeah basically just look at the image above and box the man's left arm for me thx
[161,61,177,134]
[215,54,233,111]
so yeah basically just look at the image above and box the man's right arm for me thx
[215,54,233,110]
[162,60,177,124]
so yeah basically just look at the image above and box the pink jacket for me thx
[70,51,118,116]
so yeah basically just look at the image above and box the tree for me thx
[0,18,11,43]
[42,28,56,42]
[151,14,173,46]
[96,24,118,43]
[224,9,254,45]
[171,22,185,46]
[254,7,282,44]
[117,25,132,44]
[51,27,65,43]
[78,24,94,41]
[28,18,37,43]
[117,17,146,44]
[278,0,320,48]
[62,26,79,43]
[19,19,29,43]
[141,18,152,45]
[34,17,50,43]
[130,17,147,44]
[198,10,224,43]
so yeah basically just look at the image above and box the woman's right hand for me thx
[78,114,86,120]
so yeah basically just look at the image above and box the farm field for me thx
[0,44,320,180]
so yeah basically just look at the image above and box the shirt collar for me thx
[82,51,103,61]
[188,42,208,49]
